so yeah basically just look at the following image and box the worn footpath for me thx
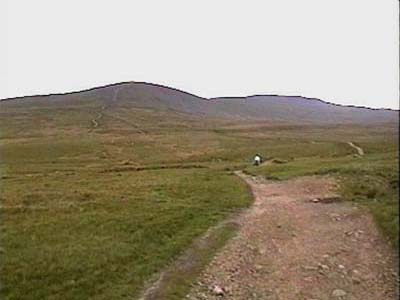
[187,172,398,300]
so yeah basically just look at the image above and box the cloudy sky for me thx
[1,0,399,109]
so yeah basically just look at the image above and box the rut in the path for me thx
[187,172,398,300]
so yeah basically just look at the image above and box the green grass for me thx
[0,97,398,299]
[1,169,251,300]
[142,220,239,300]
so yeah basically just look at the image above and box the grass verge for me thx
[141,220,239,300]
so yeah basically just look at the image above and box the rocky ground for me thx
[187,173,398,300]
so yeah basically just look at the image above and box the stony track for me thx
[187,172,398,300]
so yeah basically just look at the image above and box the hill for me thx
[0,81,398,300]
[1,82,398,125]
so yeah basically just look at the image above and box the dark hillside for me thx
[2,82,397,125]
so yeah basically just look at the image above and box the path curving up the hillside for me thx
[90,88,121,129]
[90,105,106,129]
[347,142,364,156]
[90,87,148,135]
[187,172,398,300]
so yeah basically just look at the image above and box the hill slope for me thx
[2,82,398,125]
[0,81,398,300]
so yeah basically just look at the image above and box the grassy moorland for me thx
[0,87,398,299]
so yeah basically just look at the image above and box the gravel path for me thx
[187,172,398,300]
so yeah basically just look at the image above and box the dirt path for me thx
[91,112,103,128]
[187,172,398,300]
[90,88,120,129]
[347,142,364,156]
[90,87,148,135]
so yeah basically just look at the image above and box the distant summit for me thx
[1,81,398,125]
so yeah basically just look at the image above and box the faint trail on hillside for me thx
[90,87,121,129]
[105,113,148,134]
[347,142,364,156]
[91,119,99,128]
[187,172,398,300]
[89,86,147,135]
[91,112,103,128]
[111,87,120,102]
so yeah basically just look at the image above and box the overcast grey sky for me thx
[1,0,399,109]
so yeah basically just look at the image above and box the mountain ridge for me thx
[1,81,398,112]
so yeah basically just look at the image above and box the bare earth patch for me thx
[187,172,398,300]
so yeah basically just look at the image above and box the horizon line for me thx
[0,80,398,112]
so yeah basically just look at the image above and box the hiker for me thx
[253,154,262,166]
